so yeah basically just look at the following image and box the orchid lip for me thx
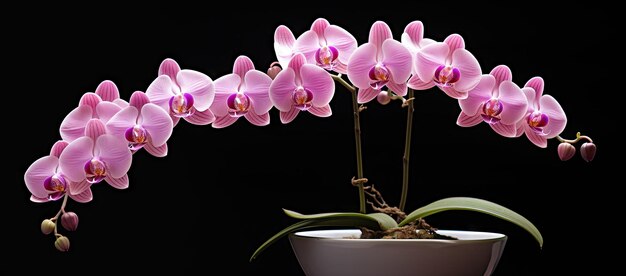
[169,93,195,118]
[84,158,107,184]
[368,64,390,90]
[292,86,313,111]
[315,45,339,70]
[227,93,251,117]
[125,125,148,151]
[481,98,503,124]
[527,111,550,134]
[43,174,67,193]
[433,65,461,88]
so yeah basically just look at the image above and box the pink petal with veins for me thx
[146,75,175,111]
[129,91,150,110]
[25,156,58,199]
[106,106,139,138]
[184,109,215,125]
[105,174,129,189]
[524,124,548,148]
[324,25,357,64]
[347,43,377,89]
[540,95,567,138]
[309,105,332,117]
[269,68,297,112]
[69,180,90,196]
[280,108,300,124]
[212,115,239,129]
[95,80,120,102]
[415,43,449,84]
[233,56,255,80]
[489,65,513,88]
[491,122,517,137]
[274,25,296,68]
[311,18,330,38]
[141,103,173,146]
[176,70,214,111]
[244,108,270,126]
[357,87,379,104]
[382,39,412,85]
[85,119,107,140]
[498,81,528,125]
[458,75,495,116]
[301,64,334,107]
[159,58,181,86]
[60,105,92,142]
[69,188,92,203]
[95,135,132,179]
[50,140,69,159]
[59,137,94,182]
[294,31,321,64]
[79,92,101,116]
[144,140,168,157]
[457,112,483,127]
[244,70,273,114]
[444,34,465,54]
[96,101,122,123]
[407,75,435,90]
[450,49,481,92]
[387,80,407,96]
[369,21,392,56]
[212,74,241,117]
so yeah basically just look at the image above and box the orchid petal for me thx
[105,174,129,189]
[280,108,300,124]
[524,124,548,148]
[491,122,517,138]
[59,137,94,182]
[451,49,481,92]
[95,135,132,179]
[415,43,449,85]
[301,64,334,107]
[177,70,214,111]
[68,179,90,196]
[95,80,120,102]
[274,25,296,68]
[498,81,528,125]
[347,43,377,89]
[85,119,107,140]
[357,87,378,104]
[212,74,241,117]
[308,105,332,117]
[96,101,122,123]
[50,140,69,159]
[244,70,273,114]
[158,58,181,85]
[489,65,513,87]
[444,34,465,54]
[141,103,173,147]
[25,156,58,199]
[129,91,150,110]
[294,30,320,64]
[386,80,407,97]
[244,110,270,126]
[184,108,215,125]
[382,39,412,84]
[458,75,495,116]
[540,95,567,138]
[212,115,239,129]
[457,112,483,127]
[407,75,435,90]
[60,105,92,142]
[79,92,102,116]
[233,55,255,80]
[69,188,93,203]
[311,18,330,38]
[144,140,168,157]
[146,75,174,111]
[324,25,357,64]
[269,68,297,112]
[369,21,392,54]
[106,106,138,139]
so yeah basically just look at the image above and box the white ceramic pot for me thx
[289,229,507,276]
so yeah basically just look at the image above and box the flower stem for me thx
[556,132,593,144]
[332,74,365,214]
[53,194,69,237]
[399,89,414,212]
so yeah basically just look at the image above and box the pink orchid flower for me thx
[147,58,215,126]
[414,34,482,99]
[25,141,93,203]
[401,21,437,90]
[60,81,125,142]
[59,119,132,191]
[347,21,412,103]
[517,77,567,148]
[106,91,173,157]
[285,18,357,74]
[457,65,528,137]
[210,56,273,128]
[269,53,334,123]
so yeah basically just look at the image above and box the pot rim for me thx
[291,229,507,244]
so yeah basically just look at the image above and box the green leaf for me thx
[399,197,543,247]
[250,217,380,261]
[283,209,398,230]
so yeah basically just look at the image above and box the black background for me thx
[8,2,617,275]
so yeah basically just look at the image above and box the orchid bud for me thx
[41,219,55,235]
[55,236,70,252]
[376,91,391,105]
[61,212,79,231]
[267,64,282,80]
[557,143,576,161]
[580,142,596,162]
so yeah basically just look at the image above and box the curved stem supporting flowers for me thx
[556,132,593,144]
[52,194,69,237]
[332,74,365,213]
[399,89,414,212]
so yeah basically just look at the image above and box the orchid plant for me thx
[24,19,595,255]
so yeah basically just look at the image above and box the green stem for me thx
[556,132,593,144]
[399,89,414,212]
[332,74,365,214]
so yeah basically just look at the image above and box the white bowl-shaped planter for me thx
[289,229,507,276]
